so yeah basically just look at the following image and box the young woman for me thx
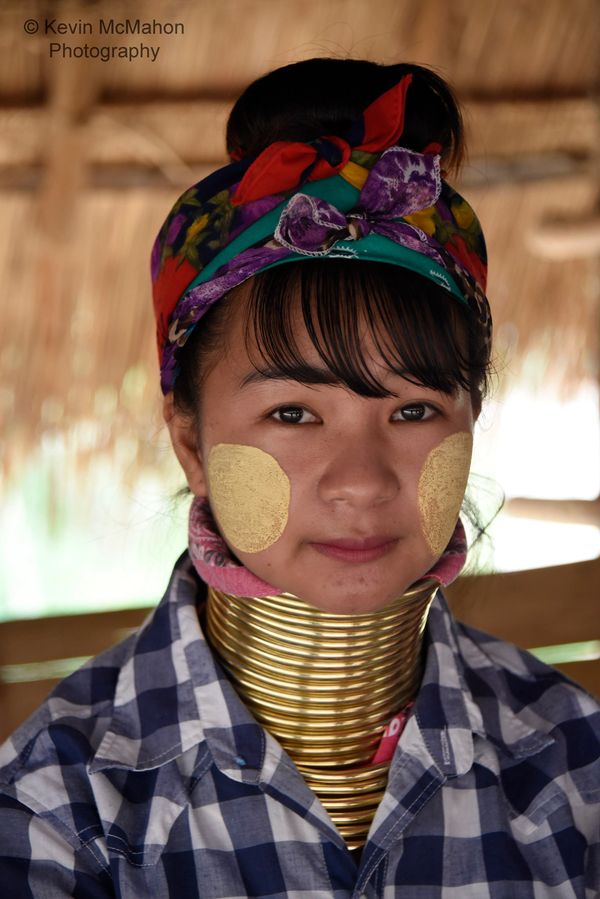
[1,58,598,898]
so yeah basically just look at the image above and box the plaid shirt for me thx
[1,551,599,899]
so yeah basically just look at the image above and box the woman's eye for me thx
[271,406,318,425]
[393,403,435,422]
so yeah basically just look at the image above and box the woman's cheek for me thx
[206,443,291,553]
[417,431,473,557]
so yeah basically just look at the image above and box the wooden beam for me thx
[0,156,594,193]
[0,607,149,668]
[0,96,595,172]
[0,100,228,171]
[465,97,597,159]
[458,153,593,188]
[33,0,105,238]
[0,164,213,191]
[503,497,600,527]
[446,556,600,649]
[527,216,600,260]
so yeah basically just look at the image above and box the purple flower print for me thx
[275,194,349,254]
[150,238,161,281]
[360,147,441,218]
[166,212,186,245]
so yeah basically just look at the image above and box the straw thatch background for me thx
[1,0,599,491]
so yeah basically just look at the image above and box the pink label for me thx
[371,703,414,764]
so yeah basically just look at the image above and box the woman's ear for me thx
[162,392,207,496]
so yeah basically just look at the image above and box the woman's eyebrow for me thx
[239,365,341,389]
[238,365,445,397]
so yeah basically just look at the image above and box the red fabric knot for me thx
[231,75,414,206]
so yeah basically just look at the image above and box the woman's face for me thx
[165,292,478,613]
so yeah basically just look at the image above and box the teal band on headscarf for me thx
[185,174,464,304]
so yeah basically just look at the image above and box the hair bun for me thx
[226,58,464,175]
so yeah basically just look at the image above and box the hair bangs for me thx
[242,261,484,399]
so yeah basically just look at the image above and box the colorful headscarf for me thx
[151,75,491,394]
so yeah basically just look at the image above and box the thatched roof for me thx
[1,0,599,484]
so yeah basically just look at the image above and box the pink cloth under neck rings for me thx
[188,495,467,597]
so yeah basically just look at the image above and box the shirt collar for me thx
[89,552,554,779]
[90,551,267,781]
[408,590,554,780]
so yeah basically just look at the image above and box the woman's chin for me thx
[284,579,417,615]
[240,544,436,613]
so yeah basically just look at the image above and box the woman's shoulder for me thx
[0,552,203,779]
[455,615,599,704]
[0,632,139,876]
[0,631,135,787]
[452,614,600,780]
[0,555,210,812]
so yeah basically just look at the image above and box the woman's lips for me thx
[309,537,398,563]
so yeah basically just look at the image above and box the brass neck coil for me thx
[204,581,438,849]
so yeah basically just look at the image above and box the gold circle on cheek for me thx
[417,432,473,557]
[207,444,291,554]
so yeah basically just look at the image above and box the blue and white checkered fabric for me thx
[1,550,599,898]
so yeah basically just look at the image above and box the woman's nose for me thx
[317,437,400,510]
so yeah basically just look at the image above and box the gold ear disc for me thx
[207,444,291,553]
[417,432,473,557]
